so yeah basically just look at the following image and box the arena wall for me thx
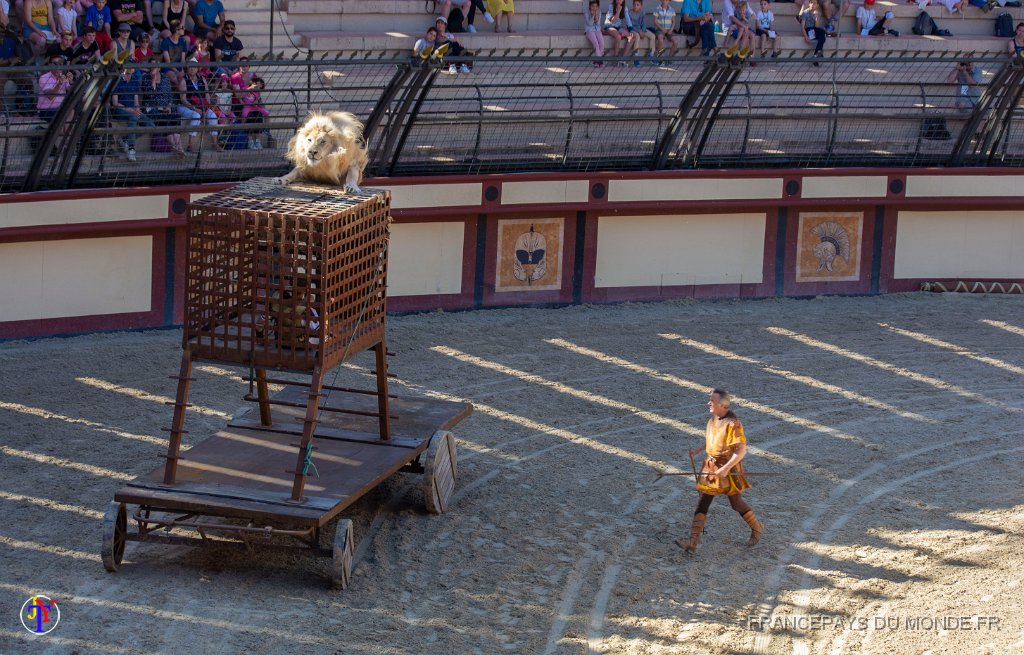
[1,169,1022,339]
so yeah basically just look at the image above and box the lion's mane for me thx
[284,111,369,187]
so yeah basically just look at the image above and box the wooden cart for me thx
[101,179,471,587]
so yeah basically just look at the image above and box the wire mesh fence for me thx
[1,50,1021,192]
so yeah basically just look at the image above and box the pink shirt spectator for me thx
[38,71,70,110]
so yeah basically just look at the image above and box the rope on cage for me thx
[301,440,320,477]
[315,237,391,424]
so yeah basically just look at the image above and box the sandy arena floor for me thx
[1,292,1022,655]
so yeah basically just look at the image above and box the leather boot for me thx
[675,513,706,554]
[741,510,763,546]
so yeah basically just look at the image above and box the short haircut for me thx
[223,20,236,28]
[169,19,182,31]
[712,388,731,408]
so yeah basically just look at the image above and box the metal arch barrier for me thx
[948,57,1024,167]
[4,51,1024,192]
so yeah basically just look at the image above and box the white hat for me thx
[436,15,448,23]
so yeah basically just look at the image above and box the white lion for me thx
[272,111,368,193]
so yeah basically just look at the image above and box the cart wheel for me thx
[331,518,355,590]
[101,502,127,572]
[423,430,457,515]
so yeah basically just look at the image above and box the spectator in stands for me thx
[798,0,827,64]
[190,33,211,75]
[48,28,77,60]
[111,66,153,161]
[603,0,636,63]
[1,26,36,113]
[723,0,755,57]
[161,0,189,38]
[1,26,37,113]
[626,0,655,65]
[856,0,897,36]
[84,0,112,51]
[0,0,8,30]
[142,66,186,157]
[55,0,79,37]
[651,0,679,60]
[680,0,715,56]
[583,0,604,66]
[109,21,134,59]
[37,52,71,123]
[72,25,102,62]
[161,19,188,83]
[753,0,778,57]
[240,75,267,149]
[212,18,241,62]
[824,0,848,35]
[178,56,221,151]
[434,16,470,74]
[946,58,979,111]
[413,25,437,59]
[22,0,57,56]
[931,0,968,14]
[191,0,222,38]
[133,29,154,60]
[1009,22,1024,56]
[485,0,513,32]
[109,0,150,40]
[440,0,493,33]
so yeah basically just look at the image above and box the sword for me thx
[653,468,783,482]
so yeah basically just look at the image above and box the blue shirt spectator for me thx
[113,69,141,107]
[192,0,224,33]
[85,2,112,33]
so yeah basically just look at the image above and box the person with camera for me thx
[37,52,72,123]
[946,59,980,112]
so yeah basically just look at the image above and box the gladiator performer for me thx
[676,388,763,553]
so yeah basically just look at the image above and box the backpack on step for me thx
[912,11,938,35]
[995,12,1014,37]
[447,6,466,32]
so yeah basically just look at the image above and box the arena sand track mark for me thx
[784,441,1024,655]
[749,425,1024,655]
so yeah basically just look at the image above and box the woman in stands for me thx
[1009,21,1024,56]
[161,0,190,39]
[485,0,513,32]
[583,0,605,66]
[603,0,636,63]
[161,19,189,86]
[177,58,222,151]
[22,0,57,55]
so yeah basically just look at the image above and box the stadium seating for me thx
[257,0,1022,54]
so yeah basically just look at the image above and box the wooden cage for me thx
[185,178,391,372]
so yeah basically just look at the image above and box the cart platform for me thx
[105,385,470,588]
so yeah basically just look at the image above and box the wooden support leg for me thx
[374,341,391,442]
[255,367,272,426]
[290,365,324,502]
[163,349,193,485]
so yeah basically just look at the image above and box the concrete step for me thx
[299,29,1007,53]
[282,0,1024,40]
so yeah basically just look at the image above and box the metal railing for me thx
[1,50,1021,193]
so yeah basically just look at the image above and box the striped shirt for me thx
[653,5,675,31]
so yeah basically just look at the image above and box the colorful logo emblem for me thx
[20,595,60,635]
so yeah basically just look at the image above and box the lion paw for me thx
[271,176,288,186]
[344,184,362,195]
